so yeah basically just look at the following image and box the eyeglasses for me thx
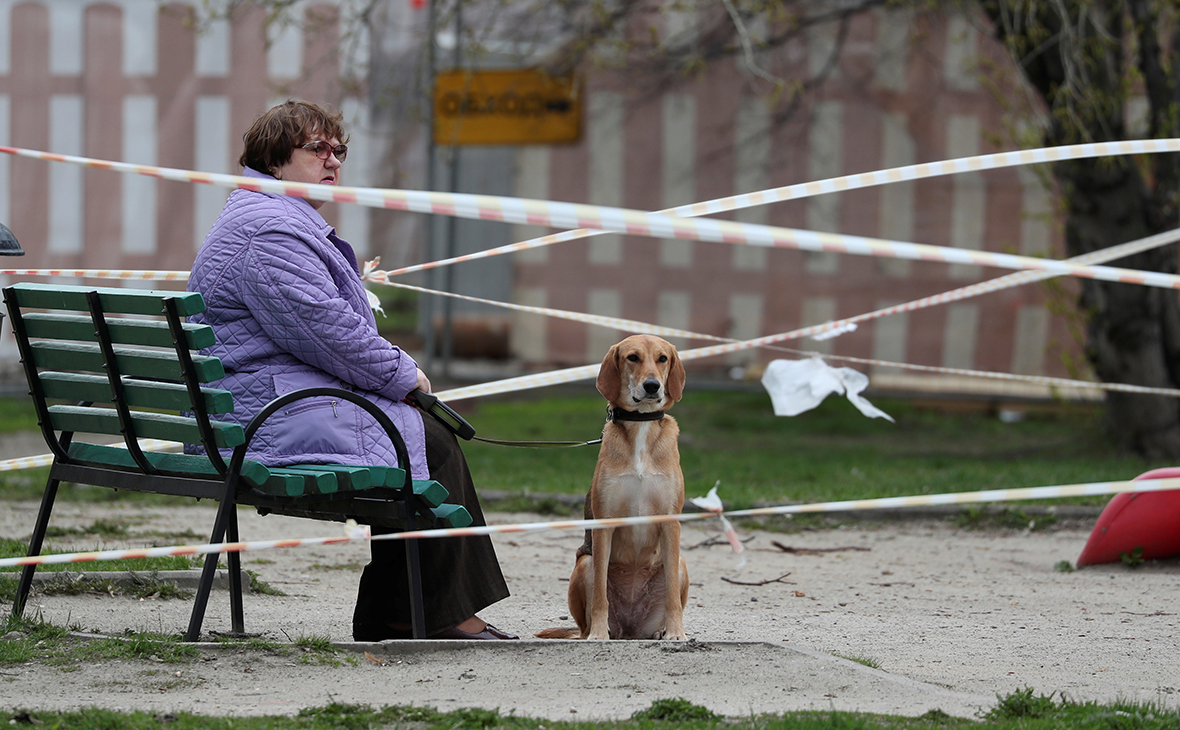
[298,140,348,162]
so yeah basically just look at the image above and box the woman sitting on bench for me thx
[187,99,516,641]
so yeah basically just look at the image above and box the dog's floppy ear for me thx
[596,343,622,401]
[666,346,686,403]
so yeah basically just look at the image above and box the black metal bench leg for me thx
[185,481,238,642]
[12,476,61,618]
[226,507,244,634]
[405,536,426,638]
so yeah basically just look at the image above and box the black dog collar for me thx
[608,407,666,423]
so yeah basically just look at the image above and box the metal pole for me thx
[440,1,462,378]
[422,0,439,373]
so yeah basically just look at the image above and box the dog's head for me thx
[596,335,686,412]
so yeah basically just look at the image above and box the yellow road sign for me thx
[433,69,581,146]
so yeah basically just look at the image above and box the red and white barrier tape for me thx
[0,269,187,281]
[372,235,1180,400]
[0,439,182,473]
[376,138,1180,277]
[5,144,1180,290]
[3,475,1179,569]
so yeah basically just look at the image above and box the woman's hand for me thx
[414,368,432,394]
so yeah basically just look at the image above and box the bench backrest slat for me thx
[38,372,235,414]
[21,312,216,349]
[28,341,225,382]
[47,404,244,449]
[6,282,205,317]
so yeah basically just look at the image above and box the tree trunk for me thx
[980,0,1180,458]
[1058,157,1180,458]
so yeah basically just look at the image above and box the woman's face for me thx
[272,134,344,210]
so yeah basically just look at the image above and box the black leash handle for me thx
[409,389,476,441]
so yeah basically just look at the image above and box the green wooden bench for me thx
[3,282,472,641]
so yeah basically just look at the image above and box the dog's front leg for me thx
[660,521,686,640]
[587,526,613,640]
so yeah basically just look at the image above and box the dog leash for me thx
[472,435,602,448]
[471,405,668,448]
[410,389,602,448]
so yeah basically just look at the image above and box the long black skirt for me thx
[352,415,509,638]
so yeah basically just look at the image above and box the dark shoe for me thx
[432,623,518,640]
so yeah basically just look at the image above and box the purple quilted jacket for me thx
[186,167,427,479]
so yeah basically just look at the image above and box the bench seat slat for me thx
[21,312,216,349]
[30,341,225,382]
[430,503,472,528]
[403,479,449,508]
[266,467,339,497]
[283,464,371,491]
[318,466,450,508]
[39,372,234,414]
[48,405,245,449]
[66,442,273,489]
[7,282,205,317]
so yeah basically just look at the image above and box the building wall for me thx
[0,1,1082,387]
[514,8,1079,382]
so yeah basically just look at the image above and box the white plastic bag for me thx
[761,357,894,422]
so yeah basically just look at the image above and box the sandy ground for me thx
[2,494,1179,721]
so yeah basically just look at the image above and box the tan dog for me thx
[537,335,689,640]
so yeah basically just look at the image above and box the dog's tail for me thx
[533,627,582,639]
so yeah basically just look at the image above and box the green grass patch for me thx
[245,569,286,596]
[213,636,291,655]
[835,653,882,669]
[293,634,354,666]
[0,396,40,433]
[631,698,721,722]
[955,506,1057,531]
[0,613,73,665]
[74,631,199,664]
[45,519,132,539]
[369,286,420,335]
[1,614,197,667]
[4,693,1180,729]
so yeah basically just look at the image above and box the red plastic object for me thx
[1076,467,1180,567]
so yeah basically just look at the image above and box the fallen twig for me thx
[687,534,756,550]
[771,541,870,555]
[721,572,794,586]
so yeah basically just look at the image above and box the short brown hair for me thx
[238,100,350,175]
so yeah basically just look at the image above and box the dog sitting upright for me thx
[537,334,689,640]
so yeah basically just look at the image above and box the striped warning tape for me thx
[3,475,1178,569]
[370,278,728,343]
[429,229,1180,402]
[379,277,1180,399]
[5,143,1180,290]
[0,439,182,473]
[377,138,1180,277]
[0,269,187,281]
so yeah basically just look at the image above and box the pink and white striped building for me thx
[0,1,1081,393]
